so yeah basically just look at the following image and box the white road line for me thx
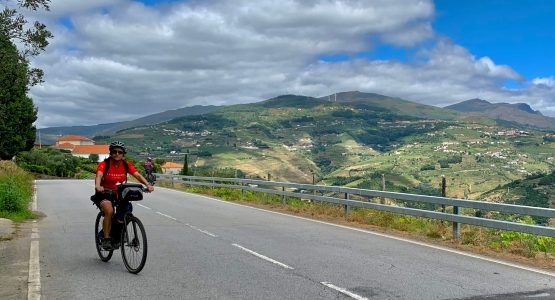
[32,181,37,211]
[156,211,177,221]
[136,203,152,210]
[165,188,555,278]
[28,241,41,300]
[321,282,368,300]
[232,243,294,270]
[185,224,217,237]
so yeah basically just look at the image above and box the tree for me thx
[0,34,37,159]
[1,0,53,85]
[0,0,51,159]
[181,154,188,175]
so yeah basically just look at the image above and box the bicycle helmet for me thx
[109,141,127,153]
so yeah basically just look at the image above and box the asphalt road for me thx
[35,180,554,299]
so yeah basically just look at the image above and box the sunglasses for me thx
[111,150,125,155]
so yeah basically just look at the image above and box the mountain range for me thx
[38,91,555,209]
[38,105,219,144]
[39,92,555,145]
[445,99,555,130]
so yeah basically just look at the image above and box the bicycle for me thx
[94,183,148,274]
[145,169,156,185]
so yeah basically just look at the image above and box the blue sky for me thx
[434,0,555,80]
[321,1,555,83]
[32,0,555,127]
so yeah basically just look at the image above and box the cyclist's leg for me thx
[99,199,113,239]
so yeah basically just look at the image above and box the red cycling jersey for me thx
[96,159,138,190]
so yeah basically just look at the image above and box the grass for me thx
[0,161,35,222]
[158,180,555,267]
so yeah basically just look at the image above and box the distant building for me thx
[52,135,109,162]
[71,145,110,161]
[55,135,94,146]
[161,162,184,175]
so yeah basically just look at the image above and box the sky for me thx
[20,0,555,127]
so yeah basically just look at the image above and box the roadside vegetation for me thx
[158,180,555,268]
[15,148,158,178]
[16,148,95,178]
[0,161,34,221]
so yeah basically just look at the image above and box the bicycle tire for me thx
[146,173,155,185]
[95,212,113,262]
[120,215,148,274]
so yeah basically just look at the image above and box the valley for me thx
[86,92,555,211]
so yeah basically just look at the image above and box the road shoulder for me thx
[0,220,33,300]
[0,218,15,240]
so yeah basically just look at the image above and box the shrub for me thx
[420,164,436,171]
[16,148,85,177]
[0,161,33,215]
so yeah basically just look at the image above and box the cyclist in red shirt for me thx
[94,141,154,250]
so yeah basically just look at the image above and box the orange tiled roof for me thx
[53,142,76,149]
[57,135,93,142]
[72,145,109,154]
[161,162,184,168]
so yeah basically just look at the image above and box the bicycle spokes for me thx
[121,216,147,274]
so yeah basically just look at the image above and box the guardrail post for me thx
[312,172,316,197]
[380,174,385,204]
[344,193,350,220]
[441,175,446,213]
[240,181,244,197]
[453,205,460,240]
[281,186,285,205]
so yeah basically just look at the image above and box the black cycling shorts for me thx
[90,190,117,209]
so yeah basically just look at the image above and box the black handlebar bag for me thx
[118,183,143,201]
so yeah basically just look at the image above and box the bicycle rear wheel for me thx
[121,215,148,274]
[95,212,113,262]
[146,173,155,185]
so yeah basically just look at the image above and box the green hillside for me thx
[93,92,555,209]
[37,105,219,145]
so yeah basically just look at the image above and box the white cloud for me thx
[24,0,555,127]
[532,77,555,87]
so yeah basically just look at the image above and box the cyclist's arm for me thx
[95,171,104,192]
[131,172,154,192]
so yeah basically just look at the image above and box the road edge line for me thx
[28,240,40,300]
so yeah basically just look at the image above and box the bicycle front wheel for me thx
[121,215,148,274]
[95,212,113,262]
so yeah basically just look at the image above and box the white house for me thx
[71,145,110,161]
[56,135,94,146]
[161,162,184,174]
[52,135,109,162]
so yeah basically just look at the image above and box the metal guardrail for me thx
[156,174,555,238]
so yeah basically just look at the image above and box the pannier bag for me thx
[118,183,144,201]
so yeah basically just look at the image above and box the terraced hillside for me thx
[93,92,555,206]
